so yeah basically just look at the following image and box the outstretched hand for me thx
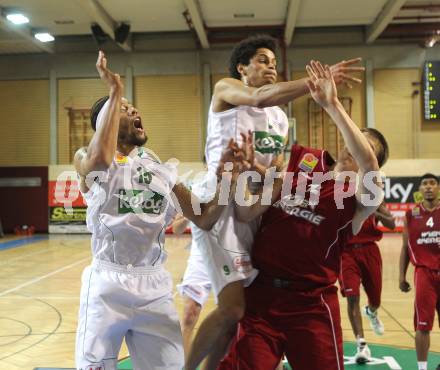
[329,58,364,88]
[96,50,123,93]
[306,60,338,109]
[216,132,255,181]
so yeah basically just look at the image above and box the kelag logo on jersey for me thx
[117,189,165,215]
[253,131,284,154]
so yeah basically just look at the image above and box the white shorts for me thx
[196,205,259,298]
[75,260,184,370]
[177,247,212,306]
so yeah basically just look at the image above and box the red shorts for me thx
[218,281,344,370]
[339,242,382,308]
[414,267,440,332]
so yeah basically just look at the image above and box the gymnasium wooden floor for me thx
[0,233,438,370]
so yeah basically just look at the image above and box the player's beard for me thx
[119,131,147,147]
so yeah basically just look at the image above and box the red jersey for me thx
[406,204,440,271]
[347,214,383,246]
[252,145,357,294]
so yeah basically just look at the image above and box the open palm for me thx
[306,61,338,108]
[96,50,123,92]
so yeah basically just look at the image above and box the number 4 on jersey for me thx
[426,216,434,228]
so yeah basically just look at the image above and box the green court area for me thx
[116,342,440,370]
[34,343,440,370]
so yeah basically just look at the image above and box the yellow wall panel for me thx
[374,69,418,159]
[211,74,229,89]
[418,127,440,158]
[134,75,202,162]
[0,80,49,166]
[57,78,113,164]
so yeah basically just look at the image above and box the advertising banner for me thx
[48,166,88,234]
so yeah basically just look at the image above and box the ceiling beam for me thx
[366,0,407,43]
[184,0,209,49]
[284,0,301,46]
[76,0,131,52]
[0,16,54,53]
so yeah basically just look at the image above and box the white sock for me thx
[357,337,366,346]
[418,361,428,370]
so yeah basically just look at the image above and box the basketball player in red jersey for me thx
[217,61,387,370]
[339,148,395,363]
[399,173,440,370]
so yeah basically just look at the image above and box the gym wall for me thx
[291,70,366,148]
[0,43,439,166]
[134,75,202,162]
[0,80,50,166]
[57,78,114,164]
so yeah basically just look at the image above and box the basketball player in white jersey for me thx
[173,176,215,362]
[185,34,365,370]
[73,51,240,370]
[173,216,213,356]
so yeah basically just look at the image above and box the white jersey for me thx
[205,103,288,174]
[197,103,289,295]
[82,147,177,267]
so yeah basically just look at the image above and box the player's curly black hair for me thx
[90,96,109,131]
[420,173,439,185]
[361,127,389,168]
[229,34,277,80]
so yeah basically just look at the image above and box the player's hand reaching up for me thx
[306,60,339,109]
[96,50,123,94]
[238,131,255,171]
[216,132,256,182]
[216,139,243,182]
[330,58,364,88]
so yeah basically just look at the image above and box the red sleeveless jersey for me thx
[405,204,440,271]
[252,145,357,294]
[347,214,383,246]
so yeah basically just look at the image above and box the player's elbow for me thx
[251,87,274,108]
[252,94,270,108]
[254,98,267,109]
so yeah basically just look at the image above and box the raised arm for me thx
[172,182,228,230]
[74,51,123,179]
[305,61,382,234]
[172,140,242,230]
[214,58,364,110]
[399,218,411,292]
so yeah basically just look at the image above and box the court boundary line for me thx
[0,247,50,266]
[0,257,90,298]
[381,304,416,339]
